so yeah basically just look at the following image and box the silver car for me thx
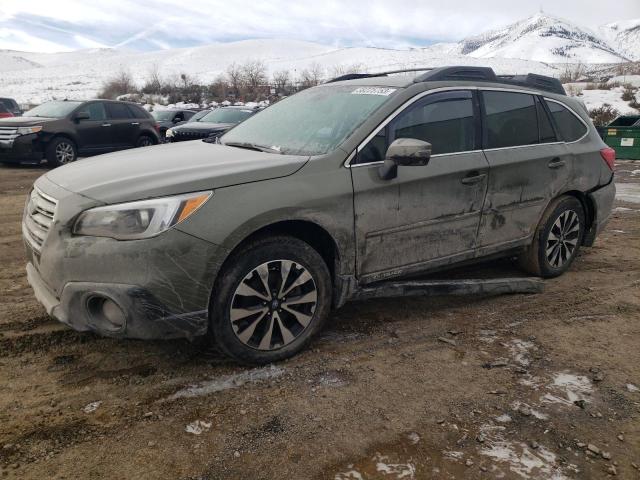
[23,66,616,364]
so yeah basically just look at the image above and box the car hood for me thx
[0,116,59,126]
[174,122,232,132]
[44,141,309,204]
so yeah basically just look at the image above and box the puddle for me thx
[165,365,284,401]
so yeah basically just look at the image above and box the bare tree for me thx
[299,63,324,89]
[272,69,291,94]
[242,60,267,98]
[141,64,163,94]
[97,70,136,99]
[330,63,365,78]
[207,75,229,102]
[226,62,244,97]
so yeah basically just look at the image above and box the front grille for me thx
[23,187,58,251]
[0,127,19,143]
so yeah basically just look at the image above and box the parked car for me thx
[23,66,615,364]
[0,99,160,167]
[165,106,260,142]
[0,103,13,119]
[151,109,197,140]
[0,97,22,116]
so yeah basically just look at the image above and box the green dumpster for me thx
[601,115,640,160]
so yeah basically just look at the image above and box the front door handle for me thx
[548,157,565,169]
[101,123,112,127]
[461,172,487,185]
[131,122,140,126]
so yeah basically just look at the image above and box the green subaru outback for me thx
[23,66,616,364]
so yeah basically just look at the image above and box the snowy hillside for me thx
[450,13,628,63]
[600,19,640,61]
[1,12,639,105]
[0,40,559,104]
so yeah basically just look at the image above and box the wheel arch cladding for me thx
[561,190,595,241]
[218,220,340,282]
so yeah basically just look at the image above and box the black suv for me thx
[166,106,261,142]
[0,100,159,167]
[0,97,22,117]
[151,109,197,140]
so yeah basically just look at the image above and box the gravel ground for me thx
[0,161,639,480]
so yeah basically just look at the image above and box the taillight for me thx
[600,147,616,171]
[154,122,160,132]
[0,112,13,118]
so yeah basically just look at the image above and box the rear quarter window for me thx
[127,104,150,119]
[545,100,587,142]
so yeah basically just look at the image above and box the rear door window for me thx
[483,91,538,148]
[544,100,587,142]
[106,103,133,119]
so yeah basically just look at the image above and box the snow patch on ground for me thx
[185,420,211,435]
[542,372,593,406]
[83,401,102,413]
[508,339,535,367]
[577,87,639,115]
[615,183,640,204]
[166,365,284,401]
[481,442,569,479]
[374,454,416,479]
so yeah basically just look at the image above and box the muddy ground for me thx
[0,162,639,480]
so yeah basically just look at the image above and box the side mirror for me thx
[74,111,90,121]
[378,138,432,180]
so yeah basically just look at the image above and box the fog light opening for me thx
[86,295,126,332]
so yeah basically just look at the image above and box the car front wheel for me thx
[46,137,77,167]
[209,236,332,364]
[519,195,585,278]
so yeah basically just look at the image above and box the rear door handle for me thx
[461,172,487,185]
[131,122,140,125]
[548,157,565,169]
[101,123,112,127]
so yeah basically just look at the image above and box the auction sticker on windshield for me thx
[351,87,396,96]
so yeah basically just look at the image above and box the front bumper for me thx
[583,180,616,246]
[0,133,44,164]
[23,175,229,340]
[26,262,209,339]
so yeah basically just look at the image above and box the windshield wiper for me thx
[223,141,282,154]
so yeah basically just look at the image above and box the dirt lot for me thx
[0,162,639,480]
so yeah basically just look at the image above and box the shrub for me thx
[97,71,137,99]
[589,104,619,127]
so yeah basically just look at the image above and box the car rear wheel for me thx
[46,137,77,167]
[518,196,585,278]
[209,236,332,364]
[136,135,154,148]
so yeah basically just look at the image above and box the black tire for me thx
[518,196,585,278]
[209,235,332,364]
[136,135,154,148]
[46,137,77,167]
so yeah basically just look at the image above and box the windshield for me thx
[152,110,179,121]
[221,85,397,155]
[189,110,210,122]
[201,108,254,124]
[24,101,82,118]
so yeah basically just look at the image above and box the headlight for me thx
[73,191,212,240]
[17,126,43,135]
[166,128,175,137]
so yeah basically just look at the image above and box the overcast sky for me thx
[0,0,639,52]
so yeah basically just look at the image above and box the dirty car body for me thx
[23,66,616,363]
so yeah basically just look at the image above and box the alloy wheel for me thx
[56,142,75,164]
[230,260,318,351]
[138,137,153,147]
[545,210,580,268]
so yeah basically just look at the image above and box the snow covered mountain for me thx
[447,13,629,64]
[600,19,640,61]
[1,13,639,104]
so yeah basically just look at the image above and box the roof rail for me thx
[496,73,566,96]
[327,65,566,95]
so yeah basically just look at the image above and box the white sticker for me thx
[621,138,634,147]
[351,87,396,96]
